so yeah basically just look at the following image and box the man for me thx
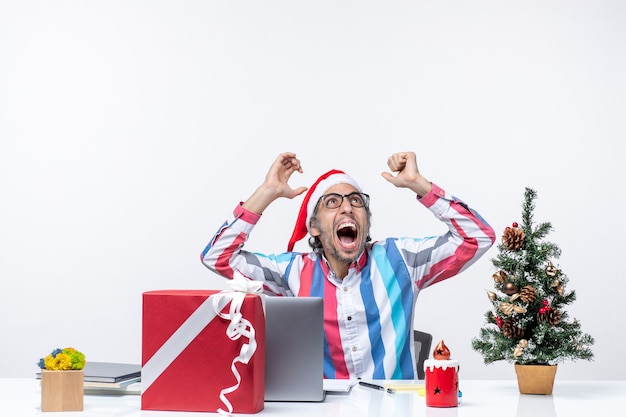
[201,151,495,379]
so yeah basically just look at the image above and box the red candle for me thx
[424,340,459,408]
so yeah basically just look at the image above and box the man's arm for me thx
[381,151,495,288]
[200,152,307,294]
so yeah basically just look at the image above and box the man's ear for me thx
[309,219,321,237]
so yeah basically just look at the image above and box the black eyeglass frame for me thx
[317,192,370,209]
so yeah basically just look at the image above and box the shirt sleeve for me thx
[200,203,295,296]
[404,183,496,289]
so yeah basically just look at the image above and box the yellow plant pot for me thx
[40,369,84,412]
[514,363,557,395]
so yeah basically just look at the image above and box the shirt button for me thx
[347,316,352,321]
[352,346,357,352]
[343,287,348,292]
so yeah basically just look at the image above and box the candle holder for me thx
[424,340,459,408]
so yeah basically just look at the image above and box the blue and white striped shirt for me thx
[201,183,495,379]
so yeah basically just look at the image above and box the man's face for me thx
[309,183,370,264]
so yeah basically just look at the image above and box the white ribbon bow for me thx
[225,270,264,294]
[212,271,264,415]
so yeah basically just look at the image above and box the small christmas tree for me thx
[472,187,594,365]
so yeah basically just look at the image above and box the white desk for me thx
[2,378,624,416]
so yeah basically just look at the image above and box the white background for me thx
[1,0,624,380]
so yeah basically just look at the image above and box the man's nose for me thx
[339,197,353,211]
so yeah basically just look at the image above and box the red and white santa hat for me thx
[287,169,362,251]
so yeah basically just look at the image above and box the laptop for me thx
[264,296,325,402]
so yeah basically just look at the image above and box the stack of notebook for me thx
[81,362,142,394]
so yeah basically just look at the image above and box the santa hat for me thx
[287,169,362,251]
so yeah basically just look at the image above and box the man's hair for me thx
[307,205,372,254]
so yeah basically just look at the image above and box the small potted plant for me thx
[38,347,86,412]
[471,187,594,394]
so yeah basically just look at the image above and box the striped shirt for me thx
[201,183,495,380]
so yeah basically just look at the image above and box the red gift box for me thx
[141,290,265,413]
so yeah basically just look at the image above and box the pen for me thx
[358,381,396,395]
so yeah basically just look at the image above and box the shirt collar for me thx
[319,250,369,276]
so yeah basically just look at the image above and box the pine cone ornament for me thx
[538,309,562,325]
[502,226,525,250]
[501,318,525,339]
[519,285,537,303]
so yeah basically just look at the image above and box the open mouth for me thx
[336,222,358,249]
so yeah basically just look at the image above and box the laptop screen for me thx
[264,296,325,402]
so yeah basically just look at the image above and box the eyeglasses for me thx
[318,192,370,209]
